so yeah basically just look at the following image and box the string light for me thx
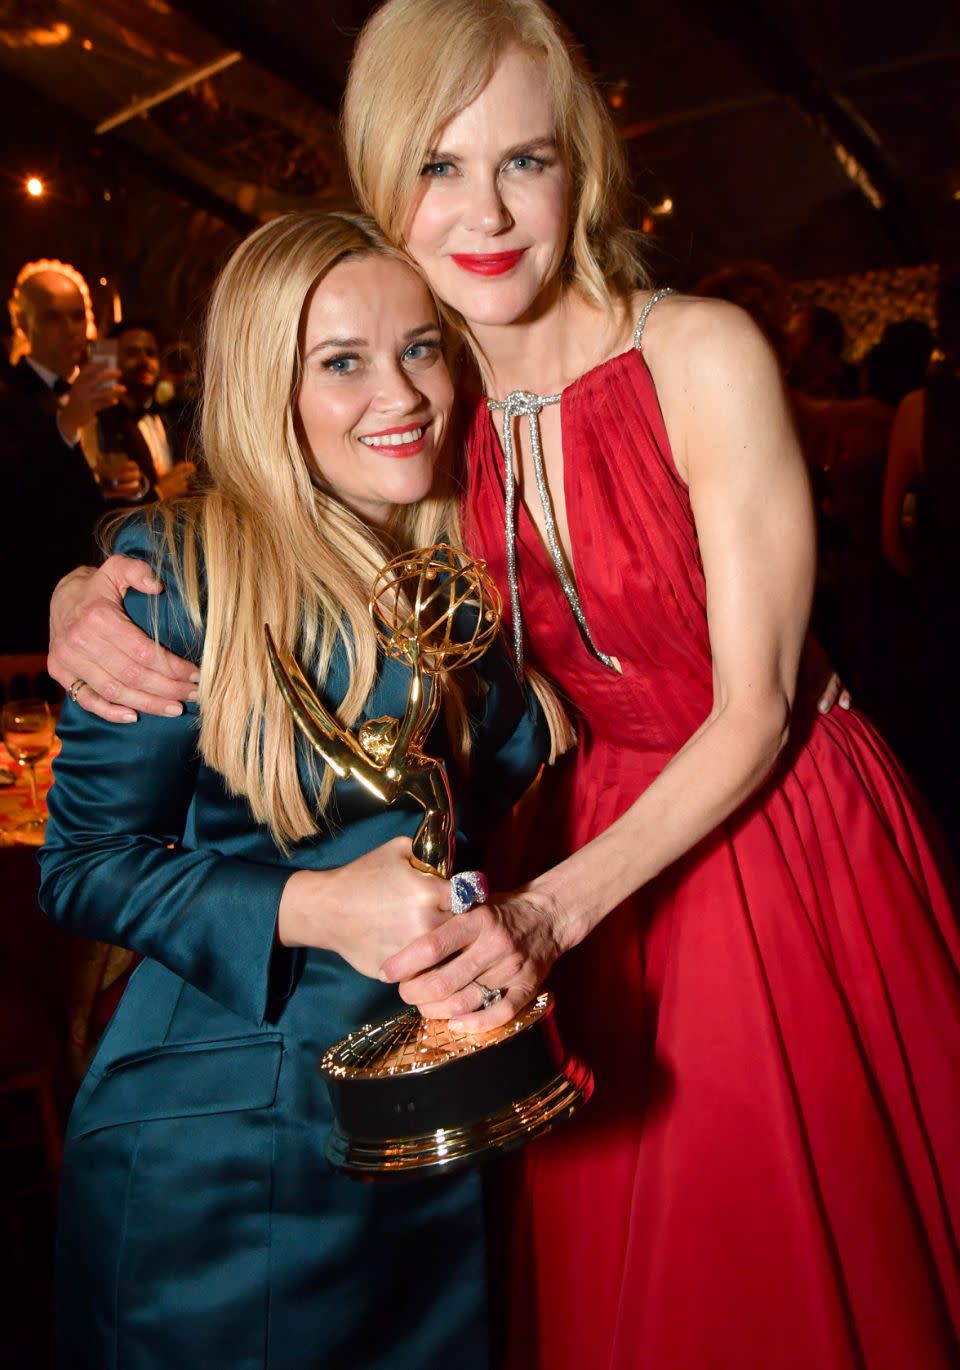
[25,176,44,198]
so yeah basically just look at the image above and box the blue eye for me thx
[421,161,456,178]
[507,154,547,172]
[323,355,358,374]
[403,339,442,364]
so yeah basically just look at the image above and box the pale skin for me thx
[47,48,848,1027]
[377,47,844,1030]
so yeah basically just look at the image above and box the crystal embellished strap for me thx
[633,286,675,351]
[488,388,618,675]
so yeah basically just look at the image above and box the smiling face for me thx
[403,46,570,331]
[296,254,453,527]
[117,327,160,401]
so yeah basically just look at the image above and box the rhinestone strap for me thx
[633,286,675,351]
[488,388,618,674]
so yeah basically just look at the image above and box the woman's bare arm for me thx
[881,389,924,576]
[384,301,820,1027]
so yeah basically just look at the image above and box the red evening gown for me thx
[463,339,960,1370]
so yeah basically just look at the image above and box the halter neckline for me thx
[486,288,674,674]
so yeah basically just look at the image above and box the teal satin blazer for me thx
[39,515,547,1370]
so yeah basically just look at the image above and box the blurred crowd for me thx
[2,253,958,844]
[697,260,960,850]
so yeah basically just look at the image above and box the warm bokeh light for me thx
[25,176,44,198]
[651,197,674,216]
[82,38,93,51]
[99,276,108,287]
[608,79,629,112]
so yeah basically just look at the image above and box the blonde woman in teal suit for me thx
[38,211,565,1370]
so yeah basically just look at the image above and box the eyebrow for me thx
[305,321,441,358]
[424,135,558,162]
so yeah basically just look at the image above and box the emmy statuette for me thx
[266,546,592,1175]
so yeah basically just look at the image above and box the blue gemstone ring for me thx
[449,870,489,915]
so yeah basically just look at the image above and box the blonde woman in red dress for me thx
[49,4,960,1368]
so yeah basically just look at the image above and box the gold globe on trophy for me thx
[265,546,592,1175]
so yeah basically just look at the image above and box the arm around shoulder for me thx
[47,537,200,723]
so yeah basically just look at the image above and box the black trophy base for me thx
[320,991,593,1176]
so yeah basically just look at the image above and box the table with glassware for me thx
[1,697,135,1080]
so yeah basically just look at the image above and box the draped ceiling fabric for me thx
[0,0,957,332]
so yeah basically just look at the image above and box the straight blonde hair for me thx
[113,211,570,848]
[343,0,649,330]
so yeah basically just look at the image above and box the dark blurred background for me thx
[1,0,958,336]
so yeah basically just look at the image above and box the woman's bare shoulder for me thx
[633,290,772,368]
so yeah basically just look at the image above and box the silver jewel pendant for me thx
[488,389,618,675]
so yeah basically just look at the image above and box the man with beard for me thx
[95,320,196,503]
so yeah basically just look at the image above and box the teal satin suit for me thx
[39,516,547,1370]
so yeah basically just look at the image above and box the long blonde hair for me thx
[343,0,648,328]
[121,211,570,847]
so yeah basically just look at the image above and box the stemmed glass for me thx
[1,697,54,834]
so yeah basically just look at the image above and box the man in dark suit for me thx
[95,320,196,502]
[0,262,139,651]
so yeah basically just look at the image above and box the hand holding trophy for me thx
[266,545,592,1175]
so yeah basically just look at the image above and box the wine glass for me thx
[98,448,150,502]
[2,697,54,834]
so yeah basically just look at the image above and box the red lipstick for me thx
[451,250,527,276]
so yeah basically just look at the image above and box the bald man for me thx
[0,267,133,651]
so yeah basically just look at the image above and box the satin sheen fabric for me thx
[39,515,548,1370]
[464,344,960,1370]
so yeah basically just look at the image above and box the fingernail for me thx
[378,969,390,982]
[143,574,161,589]
[120,710,137,724]
[818,699,829,713]
[189,671,201,684]
[449,1020,464,1032]
[187,689,200,703]
[164,703,183,718]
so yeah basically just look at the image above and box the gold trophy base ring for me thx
[321,991,593,1176]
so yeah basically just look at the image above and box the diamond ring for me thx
[475,981,503,1010]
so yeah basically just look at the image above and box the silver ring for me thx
[68,677,86,704]
[475,981,503,1010]
[449,870,489,915]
